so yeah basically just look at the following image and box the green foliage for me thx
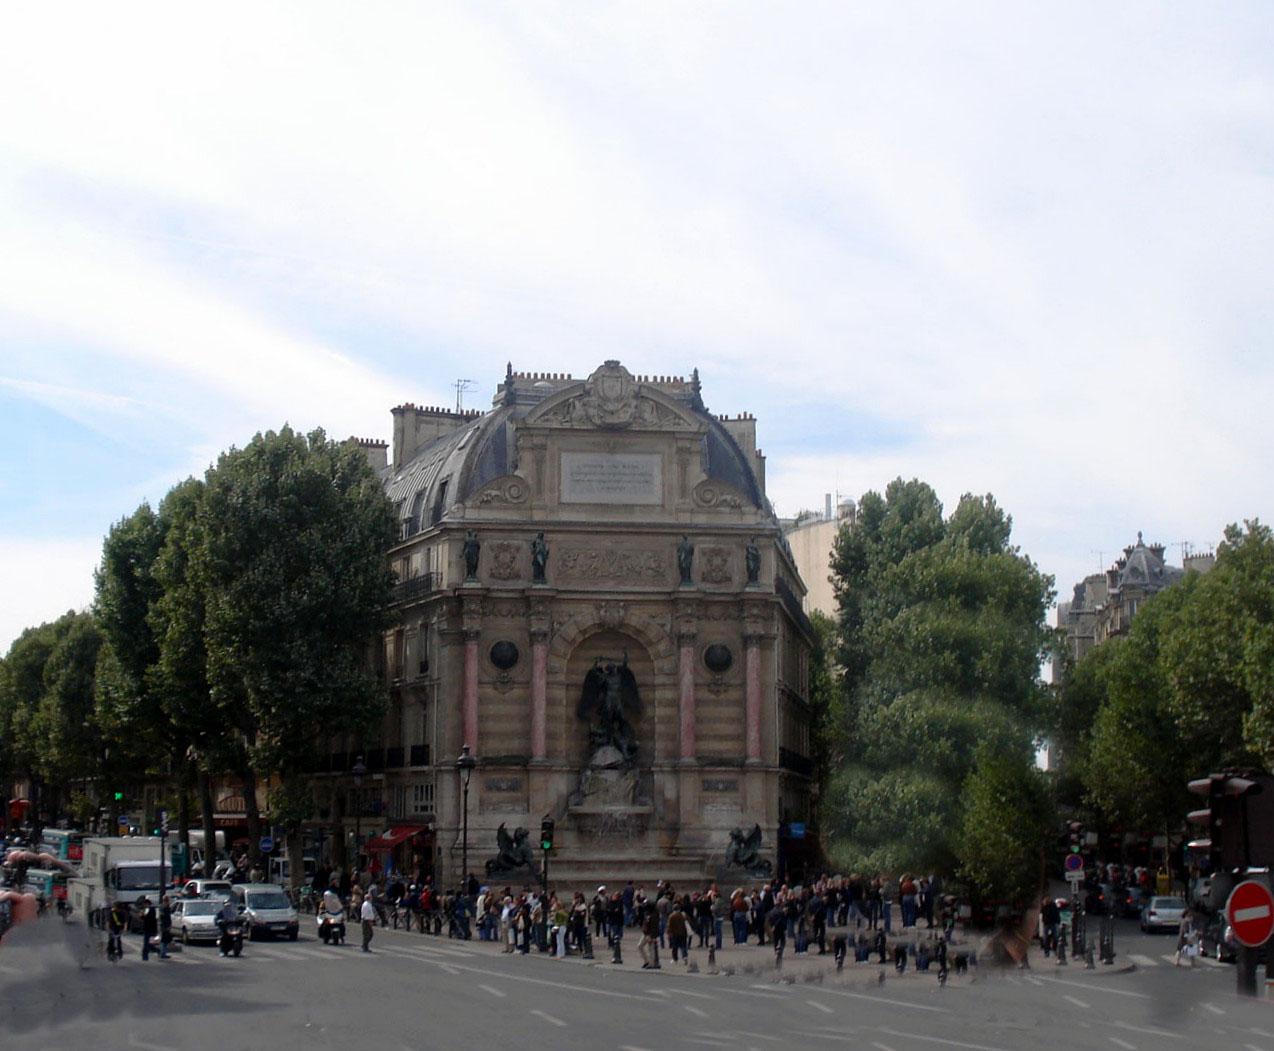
[955,748,1053,905]
[1075,520,1274,836]
[826,479,1054,886]
[196,426,397,776]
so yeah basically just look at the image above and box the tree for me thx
[826,480,1054,880]
[955,747,1053,907]
[196,427,396,885]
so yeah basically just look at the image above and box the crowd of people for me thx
[319,869,956,970]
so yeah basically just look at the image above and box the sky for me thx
[1,2,1272,652]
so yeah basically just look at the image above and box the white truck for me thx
[67,836,173,924]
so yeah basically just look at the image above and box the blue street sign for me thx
[788,822,806,839]
[259,835,275,853]
[1064,852,1084,873]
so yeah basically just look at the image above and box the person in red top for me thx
[900,875,918,928]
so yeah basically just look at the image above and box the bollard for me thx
[708,944,716,968]
[583,929,594,960]
[1056,925,1067,966]
[612,935,623,965]
[1085,945,1095,970]
[1100,916,1115,965]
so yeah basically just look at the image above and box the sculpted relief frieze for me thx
[700,547,732,585]
[488,542,521,581]
[474,476,529,506]
[558,546,668,585]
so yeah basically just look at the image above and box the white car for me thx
[233,883,299,940]
[1140,895,1187,932]
[173,898,227,944]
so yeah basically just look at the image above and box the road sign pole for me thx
[1225,879,1274,997]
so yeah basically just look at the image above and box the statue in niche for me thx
[462,530,480,581]
[577,653,641,765]
[745,537,761,586]
[531,531,549,584]
[677,535,695,586]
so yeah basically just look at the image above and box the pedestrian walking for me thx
[138,896,159,961]
[667,903,690,964]
[360,894,376,952]
[159,894,173,959]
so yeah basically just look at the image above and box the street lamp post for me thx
[351,755,367,873]
[456,745,477,891]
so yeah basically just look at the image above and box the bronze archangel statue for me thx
[577,653,641,764]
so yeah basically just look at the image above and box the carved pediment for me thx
[525,361,701,432]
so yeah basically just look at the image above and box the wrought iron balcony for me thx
[391,573,437,606]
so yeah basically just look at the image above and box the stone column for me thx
[744,632,762,762]
[462,629,480,751]
[530,628,549,761]
[678,632,697,761]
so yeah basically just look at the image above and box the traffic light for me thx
[113,791,124,802]
[540,818,555,852]
[1187,771,1274,876]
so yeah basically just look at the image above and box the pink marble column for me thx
[530,632,548,760]
[678,635,696,761]
[462,630,480,752]
[745,634,762,761]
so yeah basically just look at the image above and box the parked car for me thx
[1140,895,1187,932]
[1200,913,1268,964]
[172,898,225,944]
[233,883,299,940]
[1111,885,1144,919]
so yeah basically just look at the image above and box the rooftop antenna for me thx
[1169,540,1192,565]
[454,379,475,413]
[1090,548,1106,571]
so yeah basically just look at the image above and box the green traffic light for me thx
[113,791,124,801]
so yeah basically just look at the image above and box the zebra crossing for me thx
[162,932,489,966]
[1123,951,1226,969]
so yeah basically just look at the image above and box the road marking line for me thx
[620,1046,654,1051]
[1114,1021,1181,1040]
[1253,1031,1274,1039]
[1025,976,1044,986]
[1246,1045,1266,1051]
[797,1036,856,1045]
[1032,974,1151,999]
[684,1041,728,1048]
[802,985,948,1014]
[736,1033,782,1043]
[1129,954,1158,967]
[478,984,505,998]
[1006,975,1020,985]
[1063,995,1090,1009]
[665,987,715,999]
[1202,1003,1224,1015]
[873,1044,899,1051]
[1160,955,1179,965]
[879,1028,1010,1051]
[751,984,791,993]
[683,1004,710,1019]
[806,1000,834,1014]
[530,1009,566,1028]
[426,959,661,1002]
[1109,1039,1136,1050]
[439,963,460,975]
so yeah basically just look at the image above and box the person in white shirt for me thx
[360,895,376,952]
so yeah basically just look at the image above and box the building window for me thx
[411,782,434,815]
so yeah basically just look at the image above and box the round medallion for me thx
[489,641,520,670]
[703,643,733,673]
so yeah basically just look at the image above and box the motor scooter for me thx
[317,908,346,945]
[218,917,246,957]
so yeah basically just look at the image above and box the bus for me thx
[38,829,85,865]
[23,867,69,904]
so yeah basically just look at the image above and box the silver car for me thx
[173,898,227,944]
[1140,895,1187,932]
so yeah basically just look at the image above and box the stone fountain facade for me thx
[340,362,817,889]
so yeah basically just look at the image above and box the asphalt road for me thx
[1,916,1270,1051]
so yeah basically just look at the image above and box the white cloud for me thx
[0,3,1271,649]
[0,537,100,650]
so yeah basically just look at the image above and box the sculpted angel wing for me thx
[576,664,606,720]
[744,824,763,852]
[618,663,642,715]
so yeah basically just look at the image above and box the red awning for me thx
[366,825,428,851]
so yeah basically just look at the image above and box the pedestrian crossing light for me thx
[113,791,124,802]
[540,818,555,852]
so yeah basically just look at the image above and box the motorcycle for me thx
[218,918,246,957]
[317,909,346,946]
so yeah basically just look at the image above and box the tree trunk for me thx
[241,763,262,870]
[199,769,217,878]
[176,760,192,876]
[286,826,304,894]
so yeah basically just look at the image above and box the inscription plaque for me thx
[561,452,662,505]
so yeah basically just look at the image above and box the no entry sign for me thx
[1226,880,1274,949]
